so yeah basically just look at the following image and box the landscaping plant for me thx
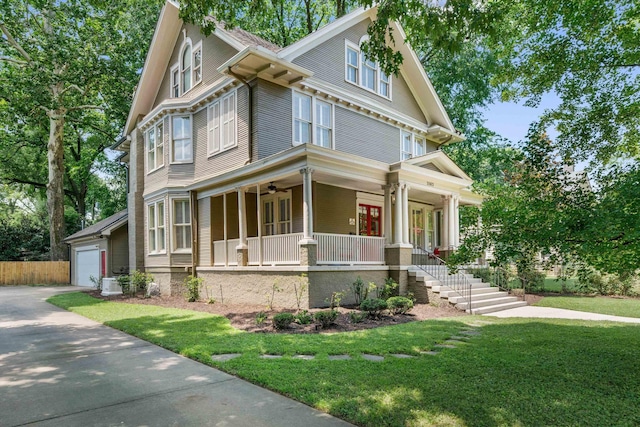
[272,313,295,330]
[360,298,388,318]
[387,296,414,315]
[183,275,203,302]
[314,310,338,328]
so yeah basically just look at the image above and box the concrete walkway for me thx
[0,286,351,427]
[486,305,640,324]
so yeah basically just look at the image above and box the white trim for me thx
[400,130,426,161]
[343,37,392,100]
[145,120,165,174]
[170,196,192,253]
[292,89,335,149]
[356,192,384,236]
[192,40,203,86]
[170,63,179,98]
[170,114,193,164]
[146,199,167,255]
[207,89,238,156]
[179,36,193,95]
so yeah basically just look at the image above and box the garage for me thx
[64,210,129,287]
[75,246,100,287]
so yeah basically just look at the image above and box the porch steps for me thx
[407,266,527,314]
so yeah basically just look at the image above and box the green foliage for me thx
[255,311,268,325]
[295,310,313,325]
[386,297,414,315]
[313,310,338,328]
[116,275,131,295]
[265,281,281,310]
[293,273,308,311]
[376,278,398,301]
[183,275,203,302]
[348,310,367,324]
[576,268,638,297]
[130,270,154,295]
[272,312,295,330]
[89,275,103,291]
[0,215,49,261]
[359,298,388,319]
[350,276,369,305]
[326,291,345,310]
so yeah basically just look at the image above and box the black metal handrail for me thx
[412,246,473,310]
[462,262,526,301]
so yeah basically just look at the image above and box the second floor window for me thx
[401,131,427,160]
[208,91,237,155]
[146,121,164,173]
[172,116,192,163]
[345,39,391,99]
[293,92,333,148]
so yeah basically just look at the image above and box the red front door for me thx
[359,204,381,236]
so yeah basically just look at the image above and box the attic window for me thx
[345,37,391,99]
[174,38,202,98]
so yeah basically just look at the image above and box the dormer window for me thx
[345,37,391,99]
[172,36,202,98]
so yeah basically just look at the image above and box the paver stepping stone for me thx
[211,353,241,362]
[260,354,283,359]
[391,353,414,359]
[449,335,468,340]
[362,354,384,362]
[293,355,315,360]
[434,344,456,349]
[328,354,351,360]
[420,351,439,356]
[445,340,466,345]
[460,330,481,336]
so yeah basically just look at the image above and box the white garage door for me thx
[75,247,99,287]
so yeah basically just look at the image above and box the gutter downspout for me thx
[190,190,198,277]
[227,67,253,165]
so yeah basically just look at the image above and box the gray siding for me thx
[198,197,211,266]
[153,23,239,109]
[335,106,400,163]
[110,225,129,275]
[314,183,356,234]
[293,19,427,124]
[143,116,170,196]
[255,80,292,160]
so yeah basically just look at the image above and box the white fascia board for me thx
[217,47,314,78]
[100,217,128,236]
[459,189,484,205]
[404,150,472,181]
[277,7,375,61]
[213,28,248,51]
[125,2,181,135]
[392,162,473,188]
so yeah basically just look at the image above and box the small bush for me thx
[272,313,295,330]
[255,311,268,325]
[468,267,492,283]
[360,298,388,318]
[519,269,545,293]
[130,270,154,294]
[314,310,338,328]
[295,310,313,325]
[350,276,369,305]
[349,311,367,323]
[387,296,414,315]
[183,275,203,302]
[379,278,399,300]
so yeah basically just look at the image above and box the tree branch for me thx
[0,56,28,65]
[67,105,104,112]
[0,23,32,63]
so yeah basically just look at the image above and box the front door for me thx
[358,204,381,236]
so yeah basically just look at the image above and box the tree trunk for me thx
[47,111,67,261]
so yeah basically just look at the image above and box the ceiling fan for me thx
[260,182,287,196]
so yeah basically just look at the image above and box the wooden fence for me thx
[0,261,70,285]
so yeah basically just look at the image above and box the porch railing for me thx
[412,245,472,309]
[213,239,240,266]
[315,233,385,265]
[247,233,304,265]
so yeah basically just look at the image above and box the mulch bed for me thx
[88,290,465,334]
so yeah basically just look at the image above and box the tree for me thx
[0,0,160,260]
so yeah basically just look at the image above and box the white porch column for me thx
[256,184,262,266]
[401,183,410,245]
[300,167,315,243]
[383,184,392,244]
[442,195,449,249]
[453,195,460,247]
[393,183,402,244]
[223,192,228,266]
[432,210,438,249]
[236,187,247,249]
[448,194,455,250]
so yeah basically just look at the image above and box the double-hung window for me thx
[146,121,164,173]
[147,201,165,254]
[181,44,192,93]
[401,131,427,160]
[293,92,333,148]
[172,116,192,163]
[345,39,391,99]
[171,65,179,98]
[262,192,291,236]
[173,199,191,251]
[208,91,237,155]
[193,44,202,85]
[173,39,202,97]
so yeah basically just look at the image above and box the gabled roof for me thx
[403,150,472,181]
[64,210,128,243]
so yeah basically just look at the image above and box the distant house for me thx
[112,1,482,308]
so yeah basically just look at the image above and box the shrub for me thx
[295,310,313,325]
[387,296,414,315]
[518,269,545,293]
[272,313,295,330]
[183,275,203,302]
[379,278,399,300]
[350,276,369,305]
[255,311,268,325]
[468,267,492,283]
[116,275,131,294]
[89,275,102,291]
[360,298,388,318]
[130,270,154,295]
[349,311,367,323]
[314,310,338,328]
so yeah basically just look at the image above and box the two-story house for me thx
[113,1,483,308]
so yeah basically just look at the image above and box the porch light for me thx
[267,182,277,194]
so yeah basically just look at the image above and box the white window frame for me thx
[344,38,392,100]
[175,36,202,97]
[207,90,237,156]
[292,90,334,149]
[171,198,192,253]
[147,200,166,255]
[261,191,292,236]
[146,121,164,174]
[170,64,180,98]
[192,41,202,86]
[400,130,427,160]
[171,114,193,164]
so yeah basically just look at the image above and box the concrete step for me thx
[432,282,491,292]
[438,287,498,297]
[447,291,509,304]
[455,296,520,310]
[468,300,528,315]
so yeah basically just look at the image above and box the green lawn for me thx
[535,295,640,318]
[48,292,640,427]
[542,277,579,292]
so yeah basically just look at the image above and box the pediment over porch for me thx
[402,151,472,181]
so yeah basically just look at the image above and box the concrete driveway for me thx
[0,286,351,427]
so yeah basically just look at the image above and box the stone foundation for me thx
[147,268,190,297]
